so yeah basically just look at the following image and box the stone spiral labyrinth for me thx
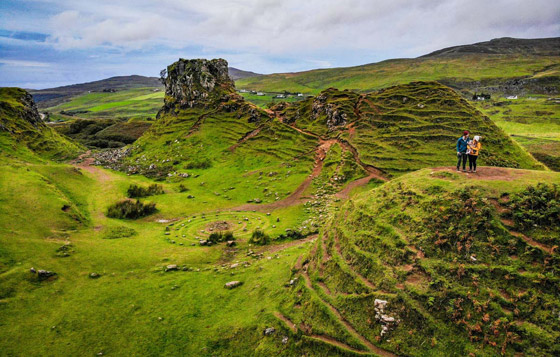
[164,211,276,243]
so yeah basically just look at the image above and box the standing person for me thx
[468,136,482,173]
[456,130,469,172]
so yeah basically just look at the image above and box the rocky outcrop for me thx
[162,58,236,110]
[0,88,44,134]
[312,92,349,130]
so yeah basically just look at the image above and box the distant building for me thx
[256,92,265,96]
[275,94,285,98]
[506,95,518,100]
[297,93,303,97]
[239,89,248,93]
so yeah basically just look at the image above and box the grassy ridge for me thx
[237,55,559,94]
[0,87,82,161]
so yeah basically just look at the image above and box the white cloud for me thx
[0,59,51,67]
[37,0,559,57]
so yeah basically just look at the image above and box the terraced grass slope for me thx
[280,168,560,356]
[236,38,559,95]
[0,87,82,161]
[281,82,543,175]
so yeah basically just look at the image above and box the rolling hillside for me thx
[236,37,560,95]
[0,56,556,356]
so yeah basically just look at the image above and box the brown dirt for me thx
[405,271,431,286]
[307,335,373,355]
[431,166,529,181]
[264,234,318,254]
[232,139,335,211]
[273,312,298,333]
[228,125,264,152]
[71,150,111,183]
[507,229,554,254]
[300,268,395,357]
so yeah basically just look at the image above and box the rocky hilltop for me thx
[162,58,236,110]
[0,87,82,159]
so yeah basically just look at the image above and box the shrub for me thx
[106,199,156,219]
[127,184,164,198]
[208,231,234,244]
[249,229,270,245]
[186,158,212,169]
[103,226,137,239]
[178,184,189,192]
[509,183,559,231]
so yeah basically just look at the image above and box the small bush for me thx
[178,184,189,192]
[509,183,559,231]
[186,158,212,169]
[127,184,164,198]
[103,226,137,239]
[106,200,156,219]
[208,231,234,244]
[249,229,270,245]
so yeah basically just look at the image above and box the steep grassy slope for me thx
[0,87,82,161]
[282,82,543,175]
[281,168,560,356]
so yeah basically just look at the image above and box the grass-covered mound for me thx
[282,82,544,175]
[281,168,559,356]
[0,87,82,160]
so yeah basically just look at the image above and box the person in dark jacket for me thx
[456,130,469,171]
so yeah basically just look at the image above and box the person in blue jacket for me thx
[456,130,470,171]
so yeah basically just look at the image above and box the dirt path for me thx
[71,151,112,182]
[265,234,318,254]
[228,125,264,152]
[301,268,395,357]
[274,312,298,333]
[232,139,336,211]
[431,166,529,181]
[308,335,374,355]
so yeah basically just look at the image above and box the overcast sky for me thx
[0,0,558,89]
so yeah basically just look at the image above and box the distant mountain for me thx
[228,67,261,80]
[236,37,560,95]
[421,37,560,57]
[30,75,163,108]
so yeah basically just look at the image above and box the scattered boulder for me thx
[226,240,236,247]
[165,264,178,272]
[199,240,208,246]
[89,273,101,279]
[263,327,276,336]
[224,281,243,289]
[36,269,56,280]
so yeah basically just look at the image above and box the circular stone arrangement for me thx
[164,211,275,244]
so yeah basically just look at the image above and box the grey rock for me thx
[263,327,276,336]
[224,281,242,289]
[165,264,178,272]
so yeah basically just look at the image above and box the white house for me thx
[506,95,518,100]
[256,92,265,96]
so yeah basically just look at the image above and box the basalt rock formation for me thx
[161,58,236,110]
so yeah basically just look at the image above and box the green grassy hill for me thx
[0,55,556,356]
[281,168,560,356]
[0,87,82,161]
[281,82,543,175]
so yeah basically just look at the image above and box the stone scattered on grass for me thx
[89,273,101,279]
[165,264,178,272]
[263,327,276,336]
[224,281,242,289]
